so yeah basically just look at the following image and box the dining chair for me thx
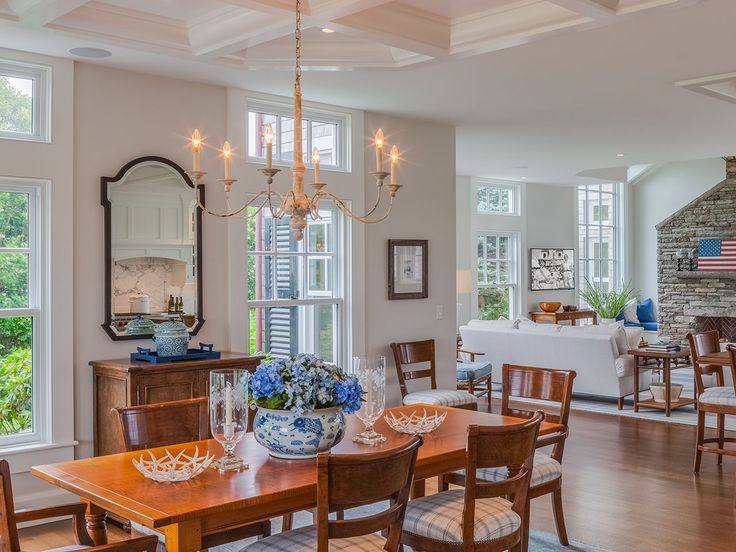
[687,332,736,472]
[401,412,543,552]
[456,335,492,405]
[113,398,271,546]
[242,435,423,552]
[391,339,478,410]
[0,459,159,552]
[441,365,575,551]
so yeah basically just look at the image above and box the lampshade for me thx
[456,269,473,294]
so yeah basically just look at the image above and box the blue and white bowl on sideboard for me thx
[253,406,345,459]
[152,319,190,357]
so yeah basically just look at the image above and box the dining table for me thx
[31,405,562,552]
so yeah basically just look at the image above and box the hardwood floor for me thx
[18,406,736,551]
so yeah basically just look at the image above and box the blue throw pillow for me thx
[637,298,656,323]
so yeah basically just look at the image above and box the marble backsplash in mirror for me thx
[112,256,195,315]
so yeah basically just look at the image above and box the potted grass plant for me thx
[578,279,637,324]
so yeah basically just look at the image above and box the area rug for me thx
[214,505,613,552]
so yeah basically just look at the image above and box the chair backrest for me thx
[446,413,543,547]
[113,397,209,452]
[390,339,437,397]
[0,460,20,552]
[687,331,725,395]
[501,364,576,426]
[315,436,422,552]
[726,345,736,392]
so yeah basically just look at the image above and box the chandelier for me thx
[186,0,402,240]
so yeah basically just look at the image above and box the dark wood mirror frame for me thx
[101,156,205,341]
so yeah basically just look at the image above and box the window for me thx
[578,182,621,292]
[0,181,44,446]
[247,204,347,364]
[0,60,51,142]
[246,98,349,171]
[476,232,519,319]
[475,180,519,215]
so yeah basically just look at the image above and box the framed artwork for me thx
[529,248,575,291]
[388,239,428,300]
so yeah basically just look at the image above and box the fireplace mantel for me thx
[677,272,736,279]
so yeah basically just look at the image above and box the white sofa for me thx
[459,319,652,406]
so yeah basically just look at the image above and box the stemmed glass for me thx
[210,369,249,472]
[352,356,387,445]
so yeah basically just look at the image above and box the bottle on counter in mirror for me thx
[168,295,175,313]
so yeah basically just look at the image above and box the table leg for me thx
[664,358,672,417]
[163,519,202,552]
[411,479,426,499]
[84,501,108,545]
[571,319,577,326]
[633,359,640,413]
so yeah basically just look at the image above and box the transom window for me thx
[475,180,519,215]
[476,232,519,319]
[0,60,50,142]
[578,182,621,292]
[247,204,347,364]
[246,99,349,172]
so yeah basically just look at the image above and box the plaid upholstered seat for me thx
[403,389,477,407]
[242,525,387,551]
[456,361,492,382]
[469,452,562,489]
[700,386,736,407]
[402,489,520,544]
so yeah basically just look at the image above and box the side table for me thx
[629,348,695,416]
[529,309,597,325]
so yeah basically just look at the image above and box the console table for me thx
[529,309,597,325]
[89,353,262,456]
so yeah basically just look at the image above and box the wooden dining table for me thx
[32,405,562,552]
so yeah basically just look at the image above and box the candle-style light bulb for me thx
[264,123,274,169]
[390,145,399,185]
[223,141,232,180]
[192,129,202,172]
[312,146,321,183]
[375,128,384,173]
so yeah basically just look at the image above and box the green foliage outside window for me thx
[0,76,32,134]
[478,287,510,320]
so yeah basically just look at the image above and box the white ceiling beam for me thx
[548,0,617,19]
[7,0,90,26]
[308,0,394,21]
[331,3,450,58]
[217,0,309,16]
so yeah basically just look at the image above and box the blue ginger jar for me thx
[152,319,190,357]
[253,406,345,459]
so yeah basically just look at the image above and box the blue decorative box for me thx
[131,343,221,363]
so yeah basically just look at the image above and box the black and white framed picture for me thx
[529,248,575,291]
[388,239,428,300]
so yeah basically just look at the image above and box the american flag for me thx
[698,239,736,271]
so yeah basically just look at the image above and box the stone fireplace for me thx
[656,157,736,342]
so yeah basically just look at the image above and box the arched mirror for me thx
[101,156,204,340]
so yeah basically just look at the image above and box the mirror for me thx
[101,156,204,340]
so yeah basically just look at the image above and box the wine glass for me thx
[210,369,249,472]
[352,356,387,445]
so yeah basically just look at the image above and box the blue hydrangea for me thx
[249,354,363,415]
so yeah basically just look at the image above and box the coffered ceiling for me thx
[0,0,701,69]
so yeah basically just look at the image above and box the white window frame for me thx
[245,96,351,172]
[577,182,622,293]
[474,231,520,320]
[0,179,49,449]
[474,179,520,216]
[0,59,51,143]
[247,203,350,367]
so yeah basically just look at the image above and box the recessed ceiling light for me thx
[321,28,335,33]
[69,47,112,58]
[616,153,625,157]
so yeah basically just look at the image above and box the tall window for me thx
[475,181,519,215]
[246,99,349,171]
[0,60,50,142]
[476,233,518,319]
[578,182,621,291]
[0,181,42,444]
[247,205,347,364]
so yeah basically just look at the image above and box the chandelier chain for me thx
[295,0,302,85]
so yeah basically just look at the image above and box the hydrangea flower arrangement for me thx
[250,354,363,415]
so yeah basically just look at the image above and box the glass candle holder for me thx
[210,369,249,472]
[352,356,387,445]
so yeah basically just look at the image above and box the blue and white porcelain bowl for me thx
[253,406,345,459]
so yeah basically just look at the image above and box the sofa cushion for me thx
[637,299,656,323]
[623,299,640,324]
[518,321,562,333]
[624,327,644,351]
[641,321,658,331]
[614,354,636,378]
[467,319,517,330]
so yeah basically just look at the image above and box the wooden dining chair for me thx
[402,412,543,552]
[391,339,478,410]
[243,435,423,552]
[113,398,271,547]
[687,332,736,472]
[456,335,492,404]
[0,459,159,552]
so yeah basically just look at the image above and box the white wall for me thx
[630,158,725,304]
[363,113,456,407]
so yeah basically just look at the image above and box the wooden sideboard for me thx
[90,353,262,456]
